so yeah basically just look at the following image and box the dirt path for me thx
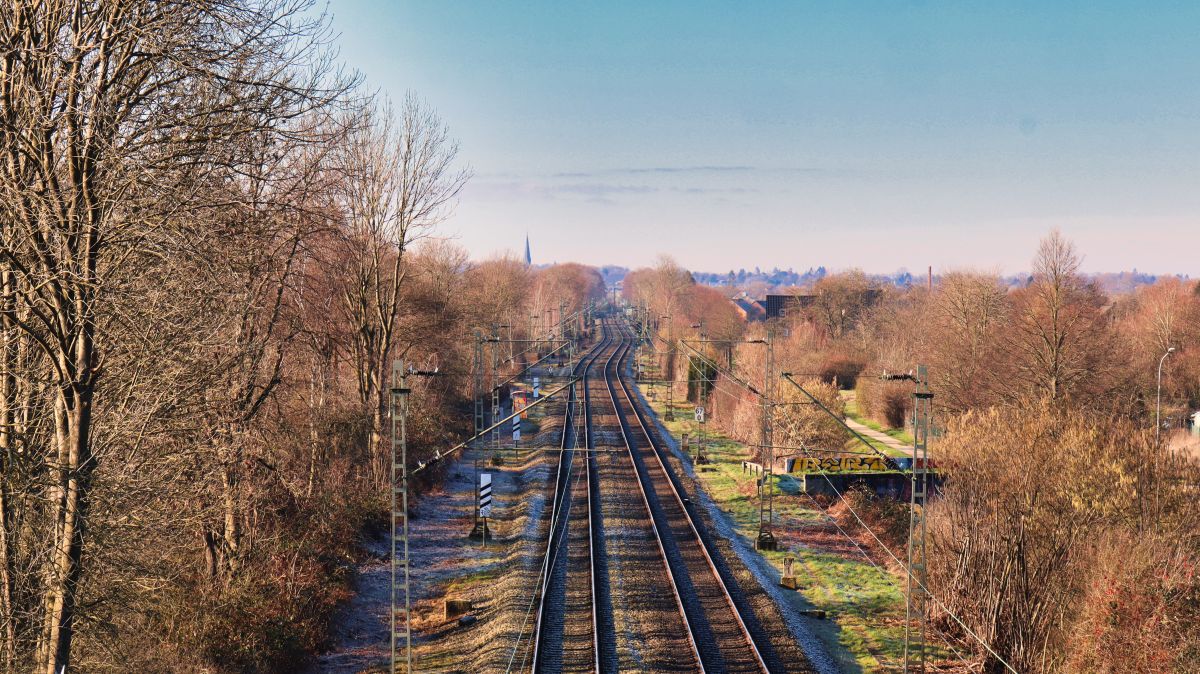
[305,533,391,673]
[844,418,913,457]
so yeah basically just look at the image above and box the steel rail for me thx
[600,321,707,673]
[581,334,603,673]
[529,327,612,672]
[612,320,773,673]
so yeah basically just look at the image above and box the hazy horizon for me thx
[486,253,1189,280]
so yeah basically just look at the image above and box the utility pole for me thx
[1157,346,1176,448]
[904,364,933,674]
[390,360,440,673]
[756,320,777,551]
[490,323,501,449]
[665,313,675,421]
[390,360,411,674]
[529,313,538,362]
[473,331,484,436]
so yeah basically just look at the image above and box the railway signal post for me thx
[478,472,492,548]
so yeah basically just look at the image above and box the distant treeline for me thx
[603,264,1182,296]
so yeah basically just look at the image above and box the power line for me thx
[796,487,975,668]
[790,441,1020,674]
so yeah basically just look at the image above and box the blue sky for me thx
[327,1,1199,274]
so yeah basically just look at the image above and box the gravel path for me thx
[305,533,391,673]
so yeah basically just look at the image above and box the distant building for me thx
[524,234,532,266]
[729,292,766,322]
[765,293,816,319]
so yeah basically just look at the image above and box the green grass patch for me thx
[640,390,921,672]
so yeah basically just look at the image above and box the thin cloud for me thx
[552,165,753,178]
[551,165,832,178]
[671,186,759,194]
[468,180,760,202]
[465,180,658,203]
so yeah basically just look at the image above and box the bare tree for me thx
[0,1,348,669]
[811,271,877,339]
[929,271,1009,412]
[1005,230,1119,404]
[334,94,469,483]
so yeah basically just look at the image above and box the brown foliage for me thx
[927,401,1196,673]
[808,271,880,339]
[1067,531,1200,673]
[817,354,865,390]
[854,376,912,430]
[771,379,848,454]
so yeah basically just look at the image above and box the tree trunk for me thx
[0,270,16,670]
[370,383,386,485]
[0,486,14,672]
[42,387,93,674]
[222,461,241,576]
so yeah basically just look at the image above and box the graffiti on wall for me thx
[791,456,889,473]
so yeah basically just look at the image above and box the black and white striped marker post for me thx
[478,473,492,547]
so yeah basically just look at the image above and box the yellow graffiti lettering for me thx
[790,455,888,473]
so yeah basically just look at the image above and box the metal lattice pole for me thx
[529,313,537,362]
[559,300,567,352]
[473,331,484,436]
[756,320,777,550]
[664,313,675,421]
[490,324,501,449]
[637,303,647,381]
[390,360,411,674]
[699,365,707,464]
[904,364,933,674]
[507,318,515,364]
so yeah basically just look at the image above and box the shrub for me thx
[818,354,866,390]
[855,374,911,430]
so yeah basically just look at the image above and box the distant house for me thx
[729,294,766,322]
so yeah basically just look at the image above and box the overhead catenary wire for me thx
[672,336,899,464]
[411,377,580,475]
[783,432,1021,674]
[508,325,609,672]
[637,322,978,669]
[792,484,975,669]
[640,313,1011,670]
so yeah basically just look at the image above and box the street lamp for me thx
[1156,346,1176,447]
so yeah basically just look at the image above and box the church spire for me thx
[524,232,532,266]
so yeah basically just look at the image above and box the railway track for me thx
[532,330,612,672]
[606,321,774,674]
[530,317,780,673]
